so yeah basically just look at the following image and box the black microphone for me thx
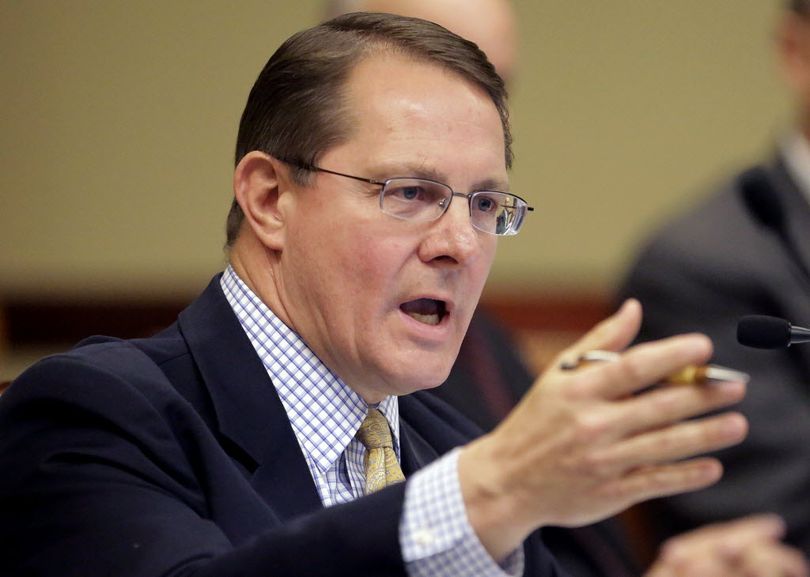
[738,167,810,287]
[737,314,810,349]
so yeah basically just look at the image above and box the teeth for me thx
[407,312,440,326]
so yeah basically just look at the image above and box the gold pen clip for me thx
[561,350,750,385]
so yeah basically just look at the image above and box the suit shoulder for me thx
[76,325,190,369]
[623,170,780,286]
[6,341,166,404]
[641,181,749,256]
[4,329,199,419]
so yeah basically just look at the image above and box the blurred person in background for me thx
[619,0,810,563]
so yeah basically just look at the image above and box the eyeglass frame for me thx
[278,158,534,236]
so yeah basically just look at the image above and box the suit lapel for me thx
[178,276,323,520]
[773,158,810,282]
[177,278,481,516]
[399,419,441,476]
[398,392,480,476]
[770,159,810,377]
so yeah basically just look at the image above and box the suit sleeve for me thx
[0,353,408,577]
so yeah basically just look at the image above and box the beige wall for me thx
[0,1,790,301]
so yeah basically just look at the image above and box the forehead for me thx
[332,52,507,181]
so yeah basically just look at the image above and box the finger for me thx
[660,558,730,577]
[614,380,747,437]
[725,513,787,537]
[644,566,674,577]
[563,299,642,360]
[599,458,724,506]
[644,562,677,577]
[591,413,747,474]
[708,514,788,557]
[580,333,715,399]
[741,542,810,577]
[654,533,734,574]
[657,514,787,567]
[662,514,785,558]
[646,558,734,577]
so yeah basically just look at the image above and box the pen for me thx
[560,350,750,385]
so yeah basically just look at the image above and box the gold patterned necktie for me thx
[355,408,405,494]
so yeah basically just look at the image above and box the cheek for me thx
[472,238,498,285]
[341,226,412,284]
[296,222,404,307]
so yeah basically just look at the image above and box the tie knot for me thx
[356,409,394,450]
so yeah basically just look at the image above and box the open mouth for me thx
[400,298,447,326]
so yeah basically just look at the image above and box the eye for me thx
[385,180,447,204]
[398,185,423,201]
[473,194,499,213]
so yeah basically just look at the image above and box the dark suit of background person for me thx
[617,149,810,554]
[616,1,810,556]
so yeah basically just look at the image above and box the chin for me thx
[395,363,454,395]
[372,341,460,396]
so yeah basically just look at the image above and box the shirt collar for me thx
[219,265,400,473]
[780,131,810,205]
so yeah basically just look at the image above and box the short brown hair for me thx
[225,11,511,246]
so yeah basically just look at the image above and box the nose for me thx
[417,195,484,266]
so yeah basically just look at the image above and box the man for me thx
[618,0,810,561]
[0,13,748,577]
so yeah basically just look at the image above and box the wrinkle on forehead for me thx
[325,52,507,192]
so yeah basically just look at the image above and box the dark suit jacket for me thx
[617,157,810,554]
[0,276,565,577]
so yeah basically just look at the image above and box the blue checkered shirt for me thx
[221,266,522,576]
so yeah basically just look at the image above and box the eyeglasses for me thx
[284,160,533,236]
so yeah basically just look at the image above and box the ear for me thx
[777,14,810,96]
[233,151,293,251]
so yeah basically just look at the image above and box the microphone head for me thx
[737,314,792,349]
[738,167,785,232]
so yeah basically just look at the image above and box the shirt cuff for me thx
[400,448,524,577]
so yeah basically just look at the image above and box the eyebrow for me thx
[371,162,510,193]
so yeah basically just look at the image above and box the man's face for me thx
[276,53,505,403]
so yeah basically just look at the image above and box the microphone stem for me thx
[790,325,810,345]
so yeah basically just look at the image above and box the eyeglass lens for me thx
[380,178,526,236]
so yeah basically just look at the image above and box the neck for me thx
[227,232,391,406]
[228,234,294,329]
